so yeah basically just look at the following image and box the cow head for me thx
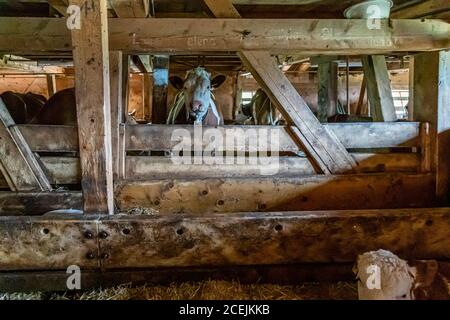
[170,67,226,124]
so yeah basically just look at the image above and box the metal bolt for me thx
[101,253,110,260]
[84,230,94,239]
[99,231,109,239]
[86,252,95,259]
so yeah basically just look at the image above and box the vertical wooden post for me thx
[151,55,169,124]
[362,55,396,122]
[408,56,415,121]
[46,74,57,97]
[413,50,450,204]
[317,61,338,122]
[70,0,114,214]
[356,76,367,116]
[109,50,123,184]
[143,72,152,122]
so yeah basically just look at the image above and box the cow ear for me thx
[169,76,184,90]
[211,75,226,89]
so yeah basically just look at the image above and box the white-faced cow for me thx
[167,67,226,126]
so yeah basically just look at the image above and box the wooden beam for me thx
[116,173,435,213]
[151,55,169,124]
[70,0,114,214]
[355,76,367,116]
[48,0,69,16]
[46,74,57,97]
[1,18,449,54]
[0,99,52,192]
[0,191,82,216]
[391,0,450,19]
[16,122,422,153]
[0,207,448,270]
[204,0,241,18]
[110,0,149,18]
[362,55,397,122]
[317,61,338,122]
[239,51,356,174]
[109,51,124,183]
[413,50,450,203]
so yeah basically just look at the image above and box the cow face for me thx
[170,67,226,124]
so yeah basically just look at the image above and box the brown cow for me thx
[0,91,46,124]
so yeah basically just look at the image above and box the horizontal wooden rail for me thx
[0,207,448,270]
[1,18,449,54]
[17,122,421,153]
[0,173,436,215]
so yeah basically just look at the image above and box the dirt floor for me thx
[0,280,358,300]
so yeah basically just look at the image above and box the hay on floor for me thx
[0,280,357,300]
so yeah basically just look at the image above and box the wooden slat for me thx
[317,61,338,122]
[18,125,78,152]
[0,208,448,270]
[125,154,420,179]
[70,0,114,214]
[151,55,169,124]
[17,122,422,153]
[0,99,52,192]
[239,51,356,174]
[115,173,436,213]
[109,51,124,182]
[204,0,241,18]
[362,55,397,122]
[1,18,449,54]
[0,191,82,216]
[414,50,450,203]
[391,0,450,19]
[110,0,149,18]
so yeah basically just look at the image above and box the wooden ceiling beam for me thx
[0,18,449,54]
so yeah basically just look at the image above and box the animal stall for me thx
[0,1,449,291]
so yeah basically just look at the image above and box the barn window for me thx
[392,89,409,120]
[241,91,255,104]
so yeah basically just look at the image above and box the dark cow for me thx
[167,67,226,126]
[0,91,46,124]
[241,88,283,125]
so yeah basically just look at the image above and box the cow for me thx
[167,67,226,126]
[0,91,46,124]
[241,88,283,125]
[31,87,137,125]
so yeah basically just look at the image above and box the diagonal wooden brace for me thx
[0,98,52,191]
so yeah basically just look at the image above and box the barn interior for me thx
[0,0,449,299]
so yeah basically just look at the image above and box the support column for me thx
[413,50,450,204]
[70,0,114,214]
[151,55,169,124]
[362,55,396,122]
[317,61,338,122]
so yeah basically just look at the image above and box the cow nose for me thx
[192,100,202,112]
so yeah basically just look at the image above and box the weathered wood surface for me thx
[17,122,422,153]
[109,51,125,182]
[115,173,435,213]
[414,50,450,203]
[362,55,397,122]
[0,191,82,216]
[0,153,421,188]
[1,18,450,54]
[110,0,149,18]
[126,154,420,180]
[240,51,356,174]
[18,125,78,152]
[0,99,52,192]
[0,263,354,292]
[70,0,114,214]
[0,173,435,215]
[0,215,99,271]
[317,61,338,122]
[0,208,448,270]
[151,55,169,124]
[391,0,450,19]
